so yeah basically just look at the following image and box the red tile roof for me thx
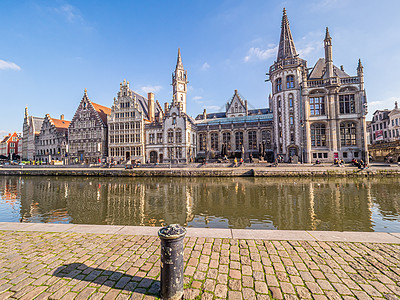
[51,118,71,129]
[91,102,111,125]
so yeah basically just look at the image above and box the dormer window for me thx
[287,75,294,89]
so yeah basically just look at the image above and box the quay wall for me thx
[1,166,400,177]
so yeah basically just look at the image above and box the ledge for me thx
[1,222,399,244]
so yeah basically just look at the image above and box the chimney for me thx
[245,100,248,116]
[164,102,169,115]
[60,114,64,120]
[203,109,207,120]
[156,100,163,120]
[148,92,155,122]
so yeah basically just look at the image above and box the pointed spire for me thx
[325,27,331,40]
[277,8,297,61]
[176,48,184,70]
[357,58,364,76]
[395,101,398,110]
[24,106,28,118]
[84,88,88,96]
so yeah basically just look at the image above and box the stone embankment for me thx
[1,164,400,177]
[0,223,399,299]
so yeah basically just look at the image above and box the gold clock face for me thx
[178,84,184,91]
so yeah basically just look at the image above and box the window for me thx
[311,124,326,147]
[278,96,281,108]
[310,97,325,116]
[343,152,348,158]
[210,133,218,151]
[199,134,206,151]
[354,152,359,158]
[289,94,293,108]
[287,75,294,89]
[262,130,271,148]
[222,132,231,150]
[339,94,355,114]
[175,129,182,143]
[157,133,163,144]
[275,78,282,92]
[323,153,328,158]
[149,133,155,144]
[248,131,257,150]
[235,131,243,150]
[290,116,294,125]
[340,123,356,146]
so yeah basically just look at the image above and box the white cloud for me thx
[368,101,385,107]
[55,4,83,23]
[244,45,278,62]
[140,85,162,94]
[0,60,21,71]
[201,62,210,71]
[193,96,203,100]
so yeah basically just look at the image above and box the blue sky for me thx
[1,0,400,136]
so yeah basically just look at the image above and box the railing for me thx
[307,76,359,88]
[269,57,307,73]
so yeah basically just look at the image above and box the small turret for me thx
[395,101,398,110]
[203,109,207,120]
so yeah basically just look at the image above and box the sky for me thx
[1,0,400,136]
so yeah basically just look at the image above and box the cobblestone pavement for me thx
[0,231,400,299]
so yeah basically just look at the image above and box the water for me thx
[0,176,400,232]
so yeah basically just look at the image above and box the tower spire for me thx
[277,8,297,61]
[176,48,184,70]
[324,27,334,78]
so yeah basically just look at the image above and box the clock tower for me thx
[172,48,188,113]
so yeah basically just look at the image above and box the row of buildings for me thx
[21,9,369,164]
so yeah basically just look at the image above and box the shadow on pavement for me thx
[53,263,160,296]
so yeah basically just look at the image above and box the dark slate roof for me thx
[133,92,161,120]
[308,58,350,79]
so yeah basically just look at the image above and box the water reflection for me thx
[0,176,400,232]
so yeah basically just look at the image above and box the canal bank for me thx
[0,223,399,299]
[1,164,400,177]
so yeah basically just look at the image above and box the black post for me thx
[158,224,187,300]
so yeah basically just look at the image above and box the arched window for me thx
[340,123,356,146]
[235,131,243,150]
[311,124,326,147]
[275,78,282,92]
[262,130,272,149]
[210,132,219,151]
[199,134,206,151]
[287,75,294,89]
[222,132,231,150]
[248,131,257,150]
[289,94,294,108]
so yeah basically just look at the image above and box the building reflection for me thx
[2,176,400,230]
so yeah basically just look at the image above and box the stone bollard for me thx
[158,224,187,300]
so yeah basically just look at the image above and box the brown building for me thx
[68,89,111,164]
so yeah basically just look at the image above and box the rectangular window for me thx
[149,133,155,144]
[323,153,328,158]
[343,152,348,158]
[310,97,325,116]
[313,153,317,158]
[157,133,163,144]
[339,94,355,114]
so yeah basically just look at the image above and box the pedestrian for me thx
[234,157,237,167]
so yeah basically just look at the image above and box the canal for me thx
[0,176,399,232]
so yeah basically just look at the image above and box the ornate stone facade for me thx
[107,80,161,164]
[35,114,70,163]
[195,90,274,161]
[68,90,110,164]
[145,49,197,163]
[269,9,368,163]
